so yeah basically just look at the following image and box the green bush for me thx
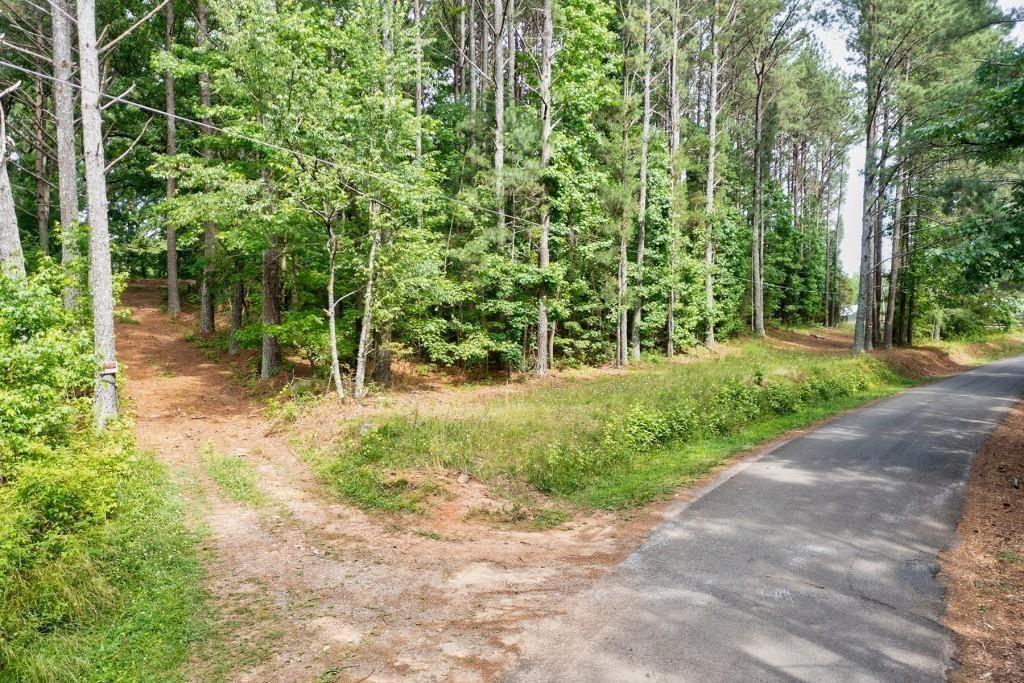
[0,271,204,681]
[0,270,93,475]
[524,363,887,498]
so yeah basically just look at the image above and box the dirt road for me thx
[117,282,646,682]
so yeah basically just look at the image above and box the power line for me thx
[0,57,549,235]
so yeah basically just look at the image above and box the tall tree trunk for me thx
[704,0,719,347]
[326,223,344,398]
[871,175,883,348]
[666,0,683,357]
[197,0,216,334]
[630,0,652,361]
[51,0,79,307]
[493,0,506,239]
[853,83,877,349]
[617,218,628,368]
[535,0,553,376]
[229,276,244,355]
[77,0,118,427]
[469,0,478,113]
[372,327,392,386]
[0,89,26,279]
[32,77,51,256]
[616,48,630,369]
[354,215,381,399]
[751,70,766,337]
[905,249,915,346]
[883,169,907,350]
[481,0,489,112]
[260,234,282,380]
[414,0,424,230]
[165,0,181,317]
[457,0,466,97]
[507,0,515,104]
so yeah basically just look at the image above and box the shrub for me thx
[0,271,93,474]
[0,271,204,680]
[524,364,886,498]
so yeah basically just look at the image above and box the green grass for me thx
[301,446,443,512]
[996,550,1022,564]
[0,443,207,682]
[201,446,269,507]
[310,334,1024,512]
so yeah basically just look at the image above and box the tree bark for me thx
[871,174,883,348]
[667,0,683,357]
[853,81,877,349]
[326,224,343,398]
[354,215,381,399]
[229,277,244,355]
[507,0,515,104]
[469,0,478,113]
[630,0,652,361]
[197,0,216,334]
[260,234,282,381]
[616,46,630,369]
[77,0,119,427]
[32,77,51,256]
[0,89,26,279]
[883,169,907,349]
[751,68,766,337]
[372,327,392,386]
[493,0,506,239]
[535,0,553,376]
[704,0,719,347]
[165,0,181,317]
[457,0,466,97]
[51,0,79,307]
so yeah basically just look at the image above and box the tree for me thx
[77,0,119,427]
[535,0,554,375]
[165,0,180,317]
[629,0,653,361]
[197,0,217,335]
[0,82,26,279]
[50,0,79,308]
[748,0,803,338]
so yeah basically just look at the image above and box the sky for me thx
[816,0,1024,275]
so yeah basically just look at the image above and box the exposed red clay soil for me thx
[118,282,683,682]
[943,401,1024,682]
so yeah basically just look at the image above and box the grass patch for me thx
[414,529,442,540]
[0,434,207,682]
[201,445,268,507]
[996,550,1022,564]
[303,446,443,513]
[309,335,1024,512]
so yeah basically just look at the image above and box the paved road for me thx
[509,355,1024,682]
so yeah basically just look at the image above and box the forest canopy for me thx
[1,0,1023,405]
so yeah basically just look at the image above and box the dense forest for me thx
[1,0,1023,412]
[3,0,1024,679]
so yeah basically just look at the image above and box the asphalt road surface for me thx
[509,355,1024,682]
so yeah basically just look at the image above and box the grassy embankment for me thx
[304,332,1024,514]
[1,271,205,682]
[0,429,206,683]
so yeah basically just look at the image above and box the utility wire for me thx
[0,57,548,234]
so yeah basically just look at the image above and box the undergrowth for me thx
[0,270,205,682]
[308,335,1024,511]
[201,445,269,507]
